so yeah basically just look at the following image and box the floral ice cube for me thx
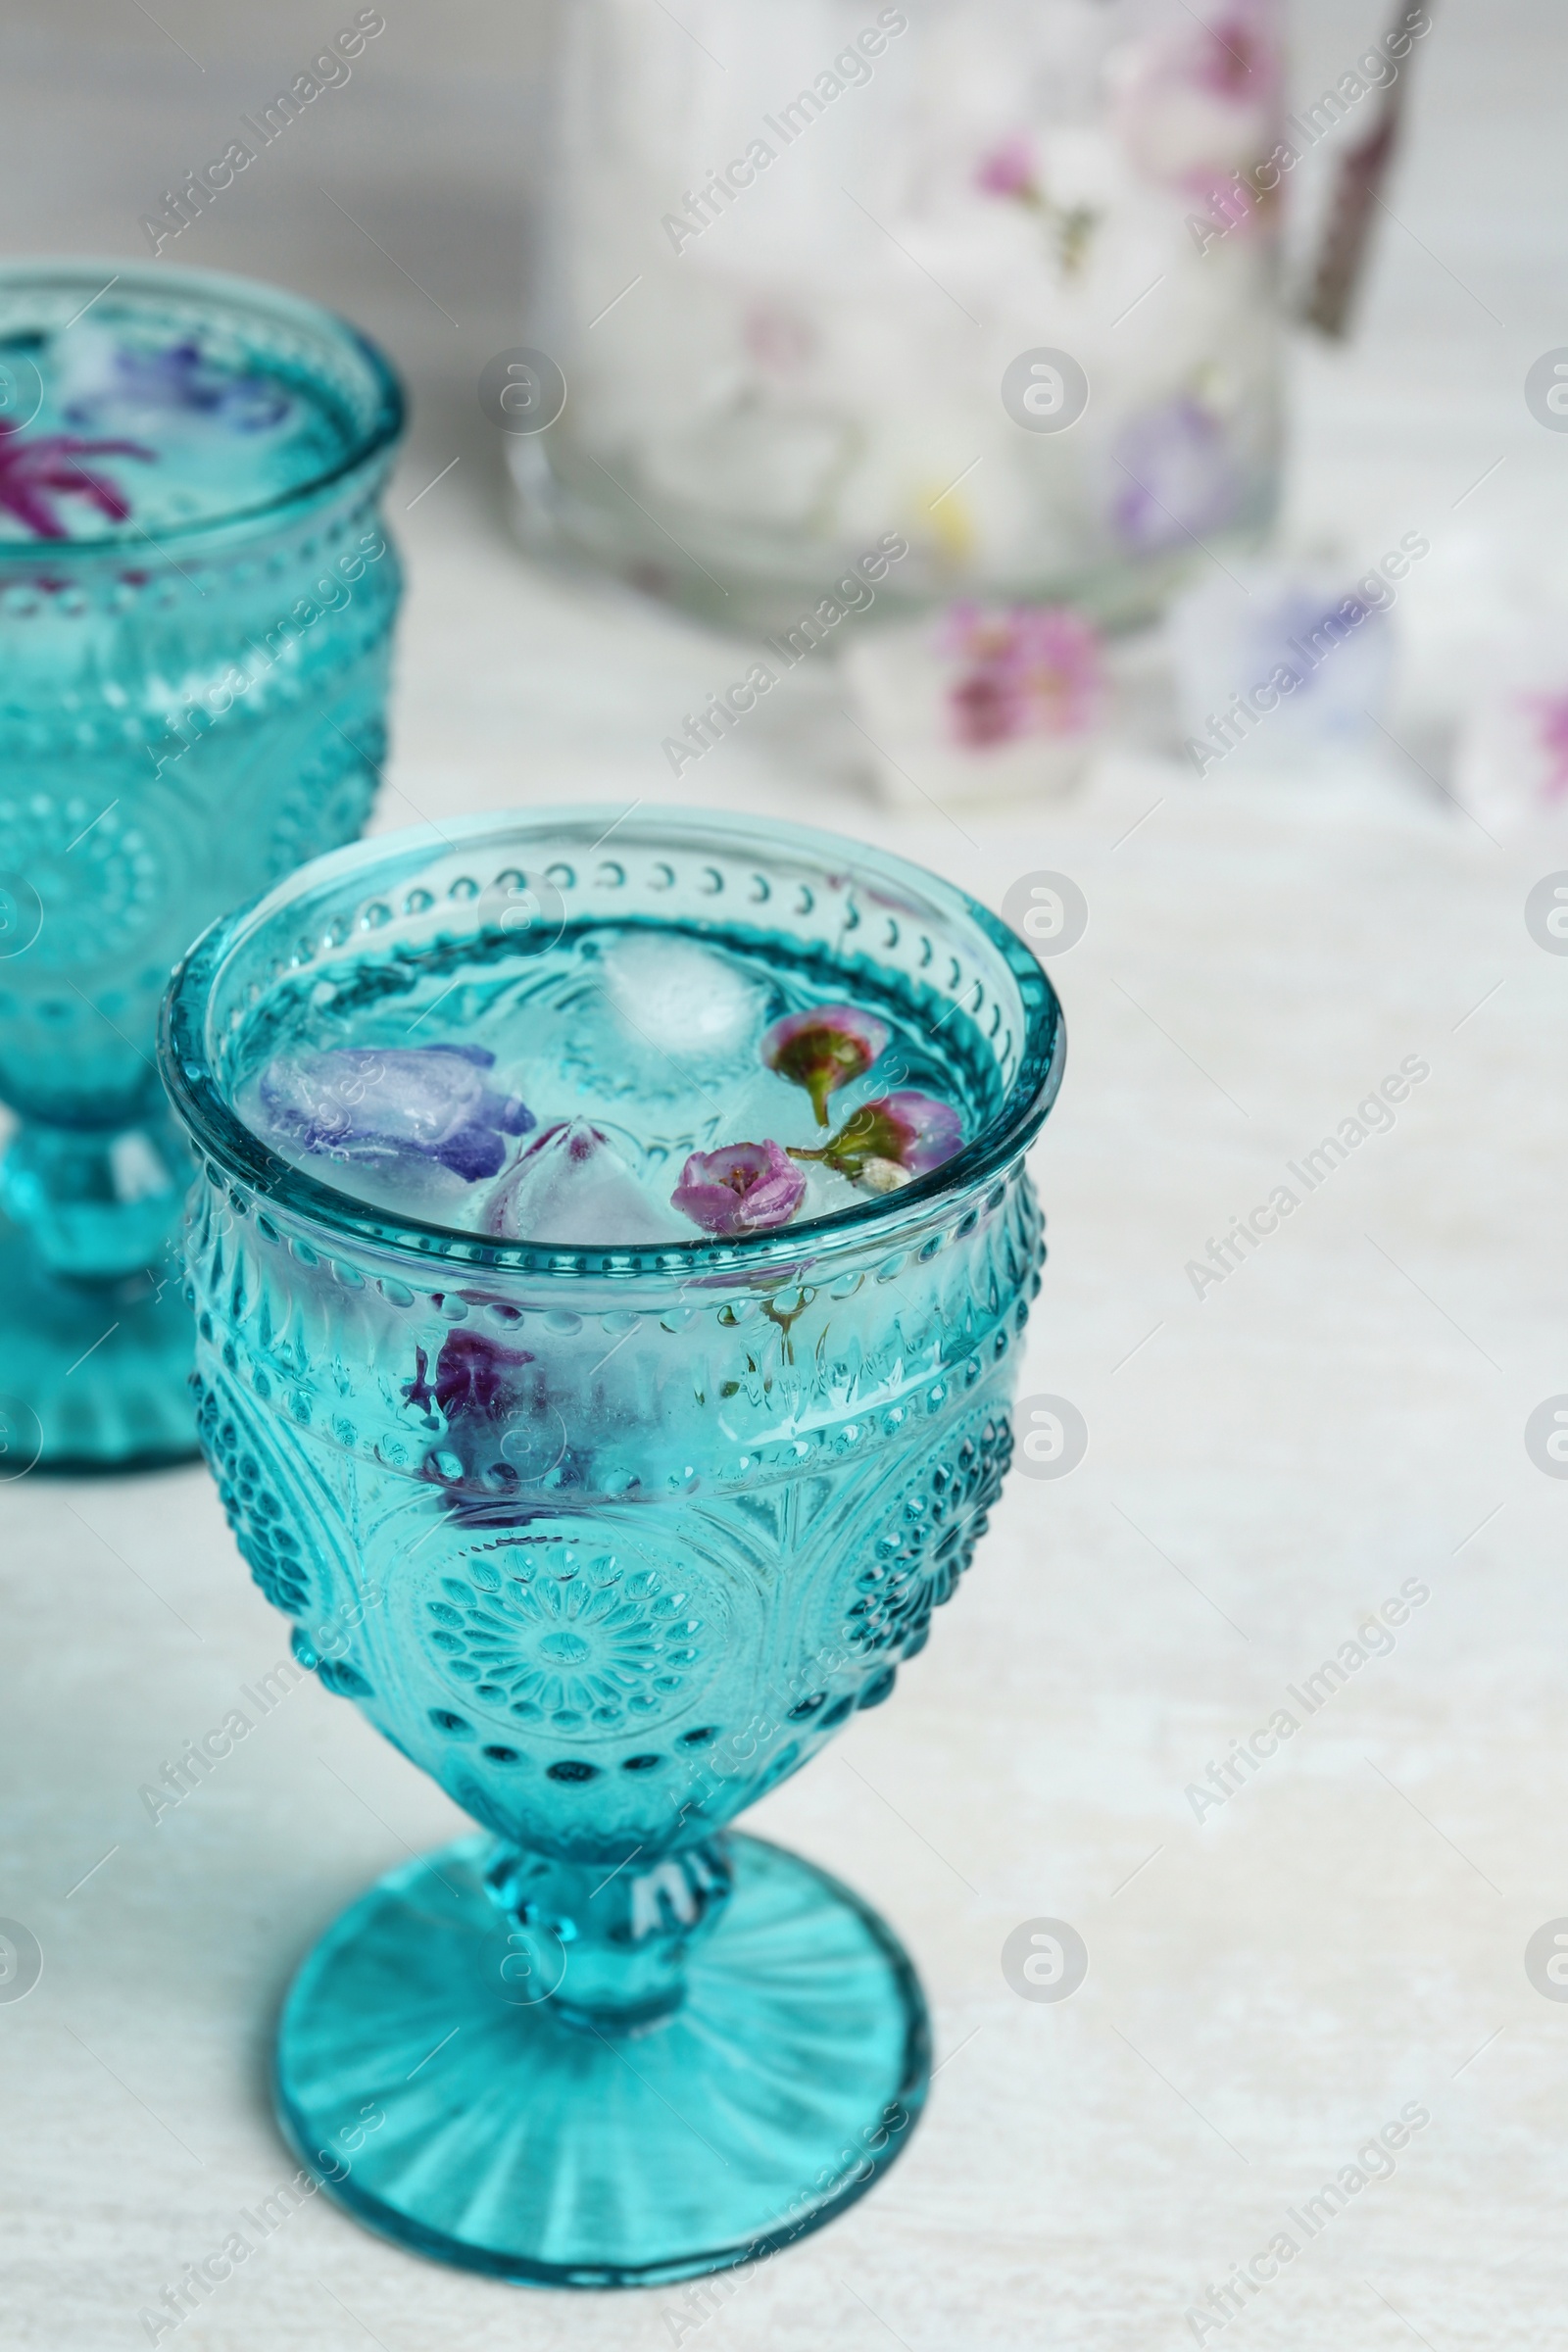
[844,605,1105,808]
[405,1329,534,1425]
[1109,396,1242,555]
[1453,628,1568,834]
[56,322,290,432]
[483,1119,680,1247]
[600,932,770,1060]
[1169,557,1397,775]
[257,1045,533,1182]
[942,604,1104,748]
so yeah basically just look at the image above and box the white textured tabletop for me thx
[6,5,1568,2348]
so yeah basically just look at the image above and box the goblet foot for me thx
[0,1216,195,1469]
[274,1831,930,2288]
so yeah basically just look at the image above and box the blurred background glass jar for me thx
[513,0,1284,633]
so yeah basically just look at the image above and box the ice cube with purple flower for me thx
[1109,395,1242,555]
[58,325,291,434]
[1169,555,1397,772]
[257,1045,534,1185]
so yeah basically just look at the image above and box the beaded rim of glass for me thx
[161,808,1065,1281]
[0,256,404,559]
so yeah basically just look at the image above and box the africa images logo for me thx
[1186,1057,1430,1301]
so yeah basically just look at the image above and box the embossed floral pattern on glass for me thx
[160,808,1064,2287]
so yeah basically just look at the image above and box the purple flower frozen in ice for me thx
[939,604,1105,749]
[1109,396,1242,555]
[259,1044,534,1183]
[671,1141,807,1236]
[406,1328,535,1423]
[0,420,155,539]
[67,340,290,433]
[793,1092,965,1193]
[761,1003,890,1127]
[406,1327,563,1498]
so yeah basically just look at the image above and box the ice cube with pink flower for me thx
[484,1119,685,1248]
[1453,625,1568,835]
[844,603,1106,807]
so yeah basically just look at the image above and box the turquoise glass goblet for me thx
[159,809,1063,2287]
[0,260,403,1468]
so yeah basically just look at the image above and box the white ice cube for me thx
[483,1120,684,1247]
[598,934,770,1061]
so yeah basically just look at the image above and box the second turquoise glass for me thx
[0,260,404,1468]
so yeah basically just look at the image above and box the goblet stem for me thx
[0,1092,198,1464]
[0,1098,189,1281]
[484,1837,733,2034]
[273,1831,929,2283]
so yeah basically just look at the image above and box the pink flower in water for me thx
[940,604,1104,750]
[976,134,1039,202]
[761,1003,889,1126]
[794,1092,965,1191]
[671,1140,807,1236]
[974,135,1100,274]
[0,420,155,539]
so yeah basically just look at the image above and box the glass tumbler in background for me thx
[514,0,1283,633]
[0,261,404,1470]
